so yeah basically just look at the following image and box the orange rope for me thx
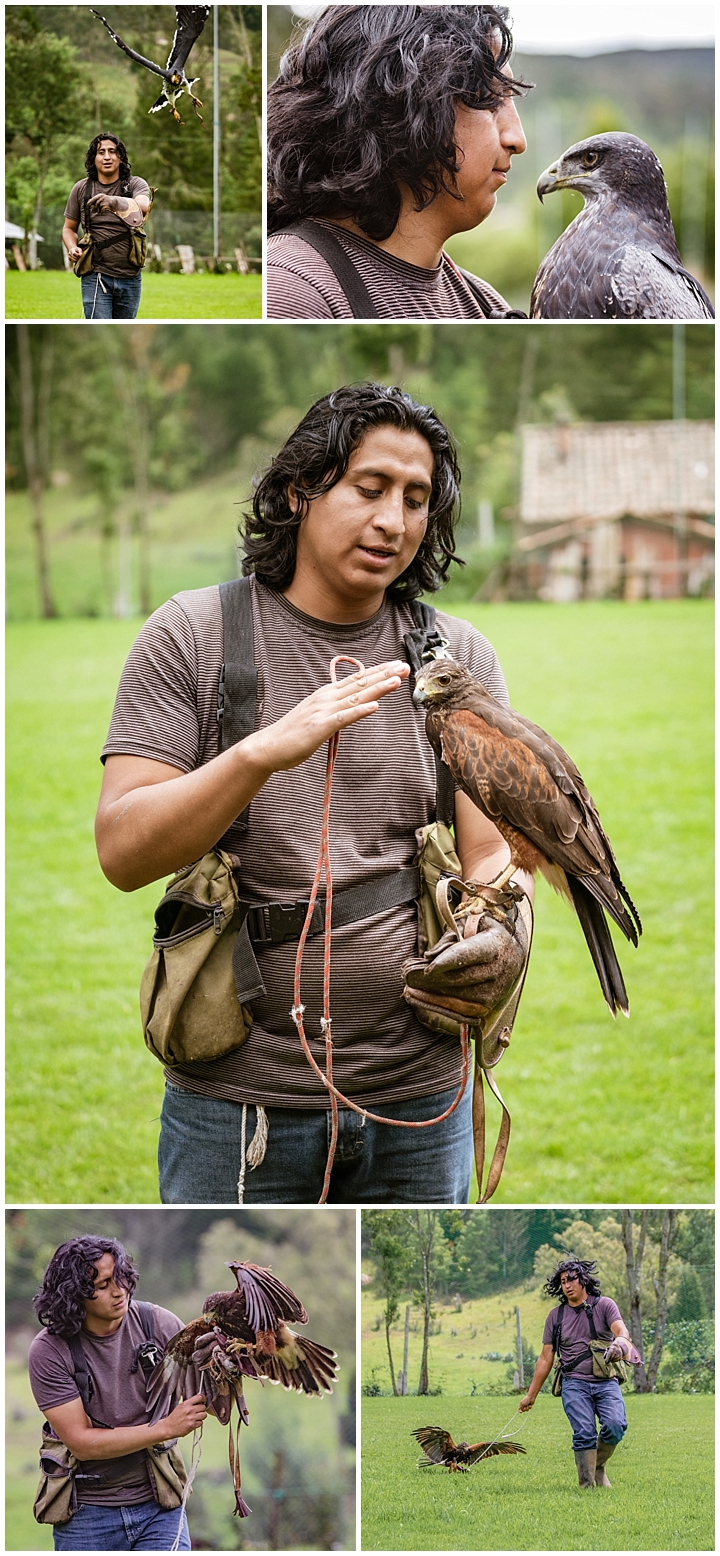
[291,655,471,1204]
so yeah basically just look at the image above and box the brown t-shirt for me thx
[29,1303,183,1505]
[65,177,150,277]
[102,579,510,1109]
[267,218,509,319]
[543,1297,623,1379]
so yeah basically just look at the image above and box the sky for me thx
[287,3,715,54]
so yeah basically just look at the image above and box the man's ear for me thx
[287,484,300,516]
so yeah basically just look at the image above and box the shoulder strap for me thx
[217,576,258,834]
[552,1303,566,1355]
[453,264,529,320]
[133,1300,156,1343]
[280,220,381,319]
[80,177,91,233]
[585,1299,599,1341]
[404,600,455,828]
[66,1332,93,1414]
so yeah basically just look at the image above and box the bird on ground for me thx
[530,132,714,320]
[412,660,642,1018]
[90,7,210,122]
[148,1260,338,1516]
[412,1425,527,1472]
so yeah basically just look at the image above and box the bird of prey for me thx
[412,1425,527,1472]
[90,7,210,122]
[148,1260,338,1517]
[412,660,642,1018]
[530,132,714,320]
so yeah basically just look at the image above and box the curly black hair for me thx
[84,132,132,186]
[544,1258,603,1304]
[241,381,462,599]
[33,1237,138,1337]
[268,4,530,239]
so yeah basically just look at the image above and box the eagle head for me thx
[536,132,668,209]
[412,658,470,707]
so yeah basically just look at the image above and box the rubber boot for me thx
[595,1439,616,1487]
[574,1448,597,1488]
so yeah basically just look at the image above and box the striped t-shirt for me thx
[102,578,510,1110]
[267,218,509,320]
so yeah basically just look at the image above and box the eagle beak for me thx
[536,163,560,202]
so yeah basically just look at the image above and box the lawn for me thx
[360,1394,714,1551]
[4,269,262,320]
[5,601,713,1203]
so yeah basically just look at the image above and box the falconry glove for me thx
[402,889,530,1041]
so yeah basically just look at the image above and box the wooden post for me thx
[269,1447,283,1549]
[515,1306,524,1389]
[401,1304,410,1395]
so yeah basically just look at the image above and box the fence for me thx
[6,207,261,271]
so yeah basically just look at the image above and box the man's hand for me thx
[67,241,83,260]
[87,191,121,213]
[604,1337,630,1361]
[518,1392,536,1412]
[402,901,529,1035]
[162,1393,207,1438]
[251,660,410,773]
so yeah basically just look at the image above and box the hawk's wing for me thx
[90,10,167,79]
[411,1426,456,1463]
[464,1439,527,1463]
[229,1262,309,1329]
[147,1320,259,1427]
[166,5,210,74]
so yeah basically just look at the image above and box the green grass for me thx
[6,601,713,1202]
[360,1394,714,1550]
[4,269,261,320]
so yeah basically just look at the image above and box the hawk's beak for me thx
[412,683,427,707]
[536,163,560,202]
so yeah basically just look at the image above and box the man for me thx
[519,1257,640,1488]
[267,5,528,318]
[63,134,150,320]
[95,382,531,1204]
[29,1236,206,1550]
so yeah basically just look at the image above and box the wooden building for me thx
[515,420,714,601]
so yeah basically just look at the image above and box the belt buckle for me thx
[267,899,323,943]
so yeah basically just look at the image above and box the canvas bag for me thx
[73,180,156,275]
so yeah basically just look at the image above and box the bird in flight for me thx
[90,6,211,122]
[412,659,642,1017]
[148,1260,338,1516]
[531,132,714,319]
[412,1425,527,1472]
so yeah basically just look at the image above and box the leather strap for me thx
[218,576,257,832]
[280,219,381,318]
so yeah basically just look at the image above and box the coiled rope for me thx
[290,656,471,1204]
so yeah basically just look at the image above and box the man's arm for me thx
[86,192,150,226]
[62,218,82,260]
[43,1391,206,1460]
[518,1342,555,1410]
[96,660,410,891]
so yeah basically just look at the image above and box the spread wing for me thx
[166,6,210,73]
[228,1262,309,1329]
[463,1440,527,1463]
[90,10,167,78]
[412,1426,456,1463]
[254,1330,338,1395]
[147,1320,261,1426]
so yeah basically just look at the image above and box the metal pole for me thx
[515,1306,524,1390]
[672,323,687,593]
[213,4,220,260]
[402,1305,410,1396]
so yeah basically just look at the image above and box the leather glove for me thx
[402,881,531,1041]
[603,1338,630,1361]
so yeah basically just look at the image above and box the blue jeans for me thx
[53,1500,189,1551]
[81,272,142,319]
[561,1376,628,1451]
[158,1077,473,1204]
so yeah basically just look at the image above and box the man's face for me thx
[560,1270,588,1306]
[83,1251,129,1325]
[290,424,435,615]
[95,141,122,180]
[448,72,527,230]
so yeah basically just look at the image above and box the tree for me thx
[15,325,56,618]
[365,1211,412,1395]
[6,10,92,266]
[645,1210,678,1392]
[401,1211,451,1395]
[622,1209,679,1392]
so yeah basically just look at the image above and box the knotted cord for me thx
[290,656,471,1204]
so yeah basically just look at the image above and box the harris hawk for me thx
[530,132,714,320]
[148,1259,338,1517]
[412,659,641,1017]
[412,1425,527,1472]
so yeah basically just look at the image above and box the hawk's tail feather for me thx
[568,876,630,1016]
[575,869,639,948]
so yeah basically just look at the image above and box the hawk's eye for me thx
[582,151,599,168]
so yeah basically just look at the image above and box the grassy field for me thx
[6,1355,354,1552]
[360,1394,714,1551]
[5,270,261,320]
[6,601,713,1203]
